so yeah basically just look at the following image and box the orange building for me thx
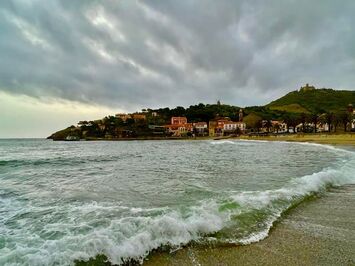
[166,117,193,136]
[132,113,146,121]
[171,117,187,125]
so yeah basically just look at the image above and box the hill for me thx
[48,85,355,140]
[267,86,355,114]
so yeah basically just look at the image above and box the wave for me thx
[1,141,354,265]
[3,155,354,266]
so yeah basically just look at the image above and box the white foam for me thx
[1,141,354,265]
[210,140,236,145]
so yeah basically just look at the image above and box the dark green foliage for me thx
[47,126,80,140]
[48,88,355,139]
[151,103,242,123]
[267,88,355,113]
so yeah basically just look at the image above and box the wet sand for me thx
[236,133,355,146]
[144,185,355,266]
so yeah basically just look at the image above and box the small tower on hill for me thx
[239,109,243,122]
[300,83,316,92]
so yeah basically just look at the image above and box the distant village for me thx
[61,102,355,141]
[115,109,246,138]
[47,84,354,141]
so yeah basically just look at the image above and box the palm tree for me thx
[300,113,307,132]
[325,112,334,132]
[309,113,319,133]
[340,112,351,132]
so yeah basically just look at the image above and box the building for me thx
[115,113,131,122]
[131,113,146,121]
[193,122,208,136]
[300,83,316,92]
[165,123,193,136]
[171,117,188,125]
[223,121,245,132]
[271,120,287,133]
[166,117,193,136]
[209,118,246,136]
[239,109,243,122]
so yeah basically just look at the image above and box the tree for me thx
[300,113,307,132]
[244,113,263,132]
[339,111,351,132]
[308,113,320,133]
[325,112,334,132]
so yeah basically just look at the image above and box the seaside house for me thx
[193,122,208,136]
[271,120,288,133]
[223,121,246,134]
[171,116,188,125]
[166,117,193,136]
[209,117,245,136]
[115,113,131,122]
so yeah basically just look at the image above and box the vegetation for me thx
[267,88,355,113]
[48,86,355,140]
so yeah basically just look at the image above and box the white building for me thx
[223,121,246,132]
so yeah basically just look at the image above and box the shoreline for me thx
[73,140,354,266]
[234,133,355,146]
[52,133,355,146]
[143,185,355,266]
[76,184,355,266]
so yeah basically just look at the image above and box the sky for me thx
[1,0,355,138]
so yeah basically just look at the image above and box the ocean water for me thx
[0,139,354,265]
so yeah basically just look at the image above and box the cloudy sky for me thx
[1,0,355,137]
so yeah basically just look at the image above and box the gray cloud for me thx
[1,0,355,111]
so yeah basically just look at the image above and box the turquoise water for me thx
[0,139,354,265]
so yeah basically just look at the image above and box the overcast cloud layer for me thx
[1,0,355,111]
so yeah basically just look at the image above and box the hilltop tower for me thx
[300,83,316,92]
[239,109,243,122]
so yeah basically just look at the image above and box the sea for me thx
[0,139,354,265]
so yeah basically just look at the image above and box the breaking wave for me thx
[0,141,354,265]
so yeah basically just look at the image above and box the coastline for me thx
[143,185,355,266]
[52,133,355,146]
[73,140,355,266]
[234,133,355,146]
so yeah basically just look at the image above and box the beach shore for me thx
[144,185,355,266]
[75,139,355,266]
[234,133,355,146]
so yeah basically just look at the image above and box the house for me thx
[131,113,146,121]
[209,118,230,136]
[193,122,208,136]
[209,118,246,136]
[171,117,188,125]
[148,125,166,135]
[271,120,288,133]
[165,123,193,136]
[223,121,246,133]
[166,117,193,136]
[115,113,131,122]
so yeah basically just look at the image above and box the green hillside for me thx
[267,87,355,113]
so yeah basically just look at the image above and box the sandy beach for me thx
[142,140,355,266]
[144,185,355,266]
[235,133,355,146]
